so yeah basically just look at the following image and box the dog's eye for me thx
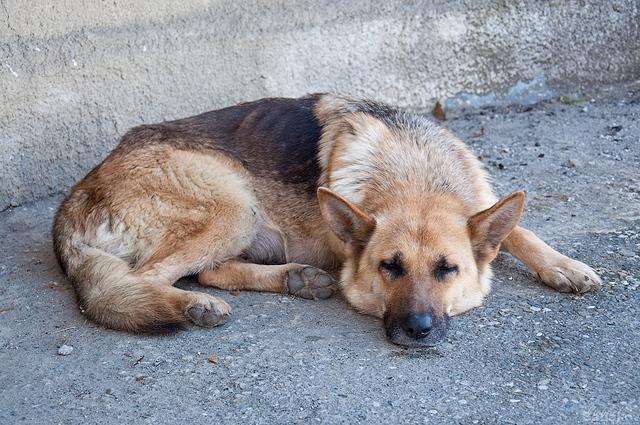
[434,261,458,281]
[380,258,404,279]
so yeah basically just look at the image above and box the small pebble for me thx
[563,159,579,168]
[57,344,73,356]
[619,248,635,257]
[538,379,550,390]
[607,125,623,135]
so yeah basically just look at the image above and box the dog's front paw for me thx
[536,256,601,293]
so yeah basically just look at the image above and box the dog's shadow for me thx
[490,252,548,293]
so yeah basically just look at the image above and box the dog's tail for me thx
[53,207,187,333]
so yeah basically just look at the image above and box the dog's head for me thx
[318,187,524,347]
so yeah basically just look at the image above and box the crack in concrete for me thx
[0,0,18,37]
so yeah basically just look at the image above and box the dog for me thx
[53,94,600,346]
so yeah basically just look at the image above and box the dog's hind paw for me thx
[185,294,231,327]
[536,256,601,294]
[285,266,337,300]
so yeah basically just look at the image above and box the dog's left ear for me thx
[317,187,375,245]
[468,191,525,263]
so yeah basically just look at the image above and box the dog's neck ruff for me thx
[315,95,483,214]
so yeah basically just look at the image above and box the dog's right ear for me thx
[468,191,525,263]
[317,187,375,245]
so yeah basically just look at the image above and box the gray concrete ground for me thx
[1,85,639,424]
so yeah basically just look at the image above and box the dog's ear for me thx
[317,187,375,245]
[468,192,525,263]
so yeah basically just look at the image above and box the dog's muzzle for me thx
[384,311,449,347]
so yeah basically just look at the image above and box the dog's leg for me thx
[130,251,233,328]
[153,284,232,328]
[501,226,601,293]
[126,222,255,329]
[197,261,337,300]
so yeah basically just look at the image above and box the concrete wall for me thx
[2,0,639,209]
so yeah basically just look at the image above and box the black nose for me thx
[402,312,433,339]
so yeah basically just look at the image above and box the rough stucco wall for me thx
[1,0,639,209]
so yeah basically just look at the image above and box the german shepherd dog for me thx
[53,94,600,346]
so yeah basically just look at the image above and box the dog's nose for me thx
[402,312,433,339]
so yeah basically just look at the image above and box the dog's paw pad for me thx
[537,257,601,294]
[285,266,337,300]
[185,296,231,327]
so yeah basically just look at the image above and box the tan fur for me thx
[54,143,255,330]
[53,94,600,343]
